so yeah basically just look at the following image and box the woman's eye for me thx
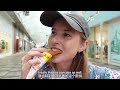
[63,33,70,37]
[51,31,56,35]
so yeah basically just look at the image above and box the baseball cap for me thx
[40,11,90,38]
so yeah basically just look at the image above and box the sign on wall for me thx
[109,22,120,63]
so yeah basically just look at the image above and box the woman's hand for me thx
[21,48,47,79]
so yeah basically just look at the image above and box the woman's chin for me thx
[51,59,58,63]
[51,58,61,63]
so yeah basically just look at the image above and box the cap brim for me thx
[40,11,63,27]
[40,11,83,33]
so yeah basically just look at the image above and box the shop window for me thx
[88,41,95,58]
[1,40,5,49]
[0,40,8,53]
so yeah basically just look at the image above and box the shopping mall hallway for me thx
[0,52,26,79]
[0,51,120,79]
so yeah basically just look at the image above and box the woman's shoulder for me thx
[88,62,120,79]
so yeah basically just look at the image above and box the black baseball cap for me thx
[40,11,90,38]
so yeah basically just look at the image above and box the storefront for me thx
[0,32,11,54]
[83,11,120,66]
[23,34,31,52]
[19,31,24,52]
[13,23,26,53]
[0,11,34,59]
[108,18,120,66]
[0,12,14,58]
[87,24,108,63]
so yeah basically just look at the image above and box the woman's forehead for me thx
[52,18,77,32]
[53,18,69,26]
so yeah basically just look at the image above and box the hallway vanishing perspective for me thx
[0,52,120,79]
[0,52,26,79]
[1,11,120,79]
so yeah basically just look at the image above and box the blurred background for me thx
[0,11,120,79]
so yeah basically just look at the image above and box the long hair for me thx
[49,26,88,79]
[70,33,88,79]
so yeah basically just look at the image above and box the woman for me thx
[21,11,120,79]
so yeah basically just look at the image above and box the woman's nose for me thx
[50,35,61,44]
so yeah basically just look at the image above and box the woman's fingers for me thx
[21,59,40,79]
[21,48,48,79]
[22,48,47,63]
[23,59,40,70]
[31,48,48,52]
[23,51,42,63]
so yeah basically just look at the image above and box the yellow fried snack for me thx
[47,49,62,56]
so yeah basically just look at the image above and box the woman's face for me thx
[48,19,84,63]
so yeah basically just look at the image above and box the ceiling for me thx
[15,11,71,45]
[15,11,52,44]
[15,11,82,45]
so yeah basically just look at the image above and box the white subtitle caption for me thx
[38,71,82,79]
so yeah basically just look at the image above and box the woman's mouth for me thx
[50,47,62,53]
[47,47,62,57]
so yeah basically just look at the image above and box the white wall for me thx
[23,33,30,51]
[0,11,15,57]
[19,31,24,51]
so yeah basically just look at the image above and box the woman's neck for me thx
[55,61,72,72]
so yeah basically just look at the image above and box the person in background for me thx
[104,45,108,58]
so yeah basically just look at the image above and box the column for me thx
[100,22,103,63]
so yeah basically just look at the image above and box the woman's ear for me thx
[84,40,89,47]
[78,46,84,53]
[78,40,88,52]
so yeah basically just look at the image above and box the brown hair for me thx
[70,33,88,79]
[49,33,88,79]
[49,18,88,79]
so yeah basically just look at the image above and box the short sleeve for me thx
[104,68,120,79]
[88,63,106,79]
[88,63,120,79]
